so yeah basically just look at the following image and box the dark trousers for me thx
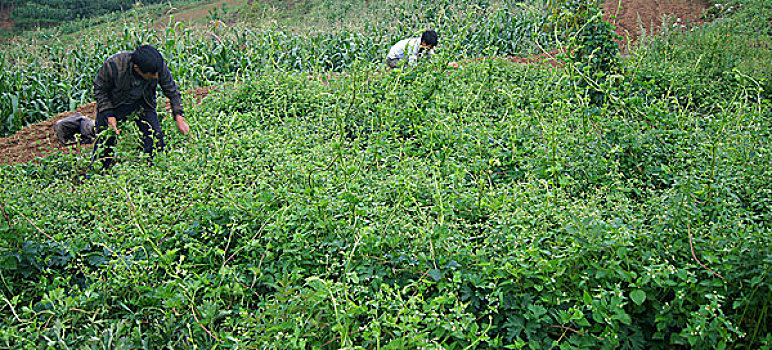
[92,101,164,168]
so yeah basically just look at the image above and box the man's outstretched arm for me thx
[158,63,189,134]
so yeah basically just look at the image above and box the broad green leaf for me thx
[428,269,444,282]
[630,289,646,306]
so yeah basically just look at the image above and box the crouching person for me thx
[384,30,458,70]
[385,30,438,70]
[92,45,190,169]
[54,112,95,144]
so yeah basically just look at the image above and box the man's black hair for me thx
[421,30,438,47]
[132,45,164,74]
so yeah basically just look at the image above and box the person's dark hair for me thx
[421,30,438,47]
[132,45,164,74]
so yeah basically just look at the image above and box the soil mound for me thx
[0,104,97,165]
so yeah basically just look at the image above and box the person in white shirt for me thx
[385,30,439,69]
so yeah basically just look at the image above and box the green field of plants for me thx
[1,0,771,348]
[1,0,573,137]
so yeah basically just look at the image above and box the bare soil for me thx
[156,0,245,27]
[603,0,710,46]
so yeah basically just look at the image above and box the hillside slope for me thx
[0,0,770,348]
[1,0,714,165]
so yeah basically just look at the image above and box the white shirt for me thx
[386,37,434,66]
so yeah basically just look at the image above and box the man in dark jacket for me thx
[92,45,189,168]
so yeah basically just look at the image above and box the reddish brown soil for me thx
[0,104,97,165]
[507,50,563,67]
[603,0,710,46]
[155,0,244,28]
[461,50,563,68]
[0,87,214,166]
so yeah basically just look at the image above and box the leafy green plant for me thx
[1,0,771,349]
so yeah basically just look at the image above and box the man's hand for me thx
[107,116,120,135]
[174,115,189,135]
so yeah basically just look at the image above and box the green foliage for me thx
[3,52,772,348]
[247,0,564,57]
[7,0,170,29]
[570,9,620,75]
[0,0,585,136]
[547,0,599,33]
[1,0,771,348]
[566,8,621,105]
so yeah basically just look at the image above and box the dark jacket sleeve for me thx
[158,63,184,117]
[94,58,116,115]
